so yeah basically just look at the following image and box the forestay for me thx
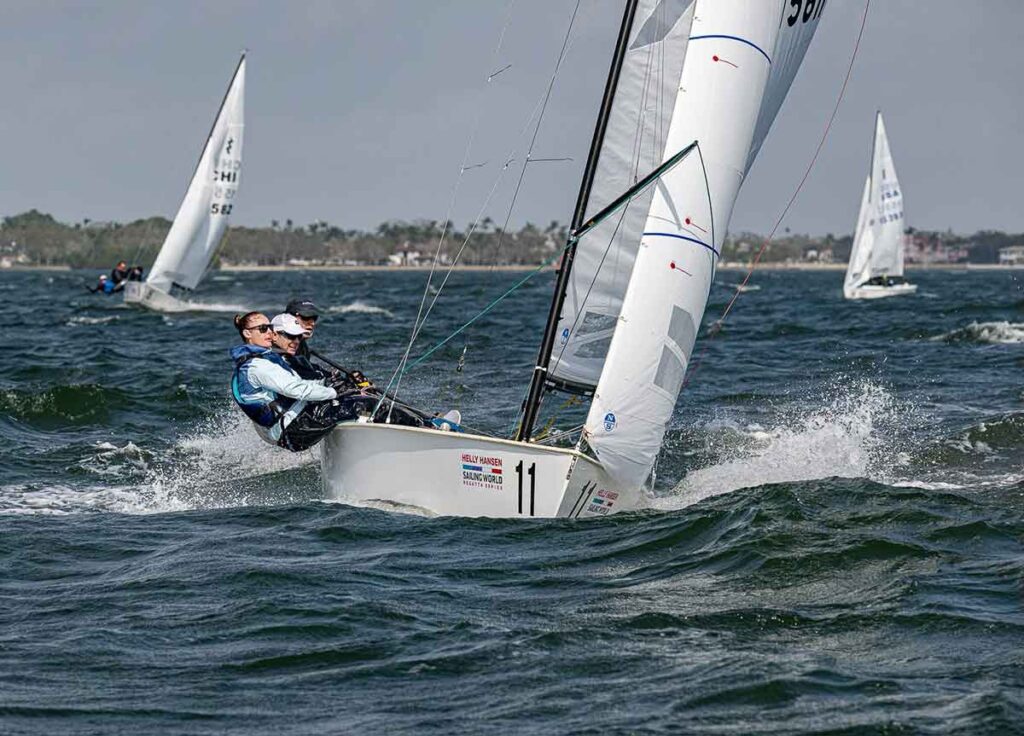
[585,0,821,489]
[843,112,905,295]
[547,0,695,391]
[147,55,246,294]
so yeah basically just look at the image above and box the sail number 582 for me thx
[211,203,233,215]
[787,0,825,26]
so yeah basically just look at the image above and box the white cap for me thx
[270,313,307,336]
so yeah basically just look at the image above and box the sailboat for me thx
[843,112,916,299]
[322,1,823,518]
[124,54,246,312]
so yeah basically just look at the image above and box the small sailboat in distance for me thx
[124,53,245,312]
[843,111,916,300]
[321,0,823,518]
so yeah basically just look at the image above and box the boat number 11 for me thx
[787,0,825,26]
[515,461,536,516]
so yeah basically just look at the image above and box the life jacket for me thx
[229,345,297,428]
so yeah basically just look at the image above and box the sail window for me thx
[654,346,685,395]
[667,305,696,359]
[578,311,617,336]
[575,336,613,359]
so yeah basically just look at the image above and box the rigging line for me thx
[381,0,517,417]
[129,217,157,268]
[390,242,571,381]
[683,0,871,391]
[382,0,584,419]
[491,0,583,268]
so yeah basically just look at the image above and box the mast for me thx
[516,0,640,442]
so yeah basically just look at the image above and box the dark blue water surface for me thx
[1,267,1022,734]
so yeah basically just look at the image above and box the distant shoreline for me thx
[2,262,1022,274]
[218,264,547,272]
[217,262,1024,273]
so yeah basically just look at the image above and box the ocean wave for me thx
[0,413,320,515]
[0,384,123,424]
[328,301,394,317]
[66,315,118,326]
[655,381,905,510]
[157,300,253,314]
[931,321,1024,344]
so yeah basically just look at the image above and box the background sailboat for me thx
[124,54,246,312]
[843,112,916,299]
[321,0,823,517]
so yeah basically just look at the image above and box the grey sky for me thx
[2,1,1022,236]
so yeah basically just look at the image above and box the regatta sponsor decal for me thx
[560,327,570,346]
[603,412,616,432]
[461,453,503,490]
[586,489,619,516]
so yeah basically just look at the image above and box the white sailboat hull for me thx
[122,281,192,312]
[320,423,637,518]
[845,282,917,300]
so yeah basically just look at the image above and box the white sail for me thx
[843,112,906,296]
[147,55,246,294]
[584,0,821,489]
[843,175,874,294]
[746,0,826,170]
[547,0,695,391]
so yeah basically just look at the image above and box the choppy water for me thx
[2,268,1023,734]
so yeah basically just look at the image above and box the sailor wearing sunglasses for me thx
[230,311,337,447]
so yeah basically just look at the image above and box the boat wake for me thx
[0,414,320,516]
[66,315,119,326]
[328,301,394,318]
[653,381,907,511]
[930,321,1024,345]
[154,299,253,314]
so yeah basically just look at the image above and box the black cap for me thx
[286,298,320,318]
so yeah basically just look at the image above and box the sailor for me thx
[127,265,144,281]
[230,311,339,450]
[283,298,328,380]
[110,261,129,286]
[269,312,327,379]
[90,274,115,294]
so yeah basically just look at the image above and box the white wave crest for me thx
[67,315,119,326]
[328,301,394,317]
[654,381,902,511]
[158,300,253,314]
[931,321,1024,345]
[0,413,320,516]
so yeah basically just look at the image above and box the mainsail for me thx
[844,112,905,295]
[584,0,822,488]
[546,0,696,391]
[147,54,246,294]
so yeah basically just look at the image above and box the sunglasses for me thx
[295,314,319,323]
[276,332,304,341]
[247,323,274,334]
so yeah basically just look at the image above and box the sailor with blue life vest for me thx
[231,311,438,451]
[89,274,116,294]
[231,311,338,449]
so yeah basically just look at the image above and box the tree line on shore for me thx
[1,209,1020,268]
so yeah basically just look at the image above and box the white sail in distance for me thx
[547,0,696,391]
[844,112,905,296]
[147,54,246,294]
[584,0,823,489]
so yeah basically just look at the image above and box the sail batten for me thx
[146,55,246,294]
